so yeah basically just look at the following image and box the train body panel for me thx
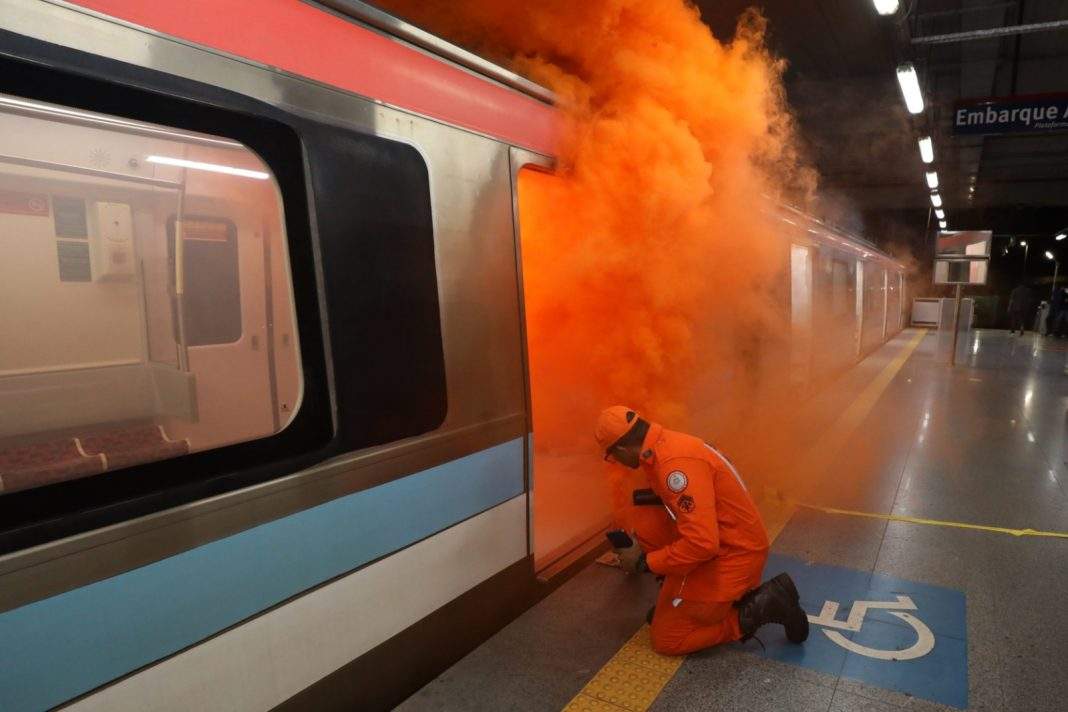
[0,2,906,710]
[64,0,557,155]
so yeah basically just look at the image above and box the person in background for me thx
[1046,286,1063,337]
[1055,288,1068,338]
[1007,282,1034,336]
[595,406,809,655]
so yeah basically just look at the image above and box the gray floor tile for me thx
[833,679,958,711]
[650,648,835,712]
[772,509,888,571]
[829,689,908,712]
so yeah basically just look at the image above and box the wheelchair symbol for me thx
[808,595,935,661]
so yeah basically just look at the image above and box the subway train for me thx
[0,2,905,711]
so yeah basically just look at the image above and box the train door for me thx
[514,163,615,575]
[855,261,865,356]
[165,213,274,450]
[790,244,813,385]
[899,272,907,330]
[881,269,889,340]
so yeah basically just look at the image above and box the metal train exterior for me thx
[0,2,905,710]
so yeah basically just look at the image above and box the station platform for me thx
[397,329,1068,712]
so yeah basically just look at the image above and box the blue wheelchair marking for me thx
[741,554,968,709]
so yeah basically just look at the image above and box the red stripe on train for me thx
[68,0,558,155]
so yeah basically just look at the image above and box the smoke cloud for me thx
[375,0,857,556]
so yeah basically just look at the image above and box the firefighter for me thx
[595,405,809,655]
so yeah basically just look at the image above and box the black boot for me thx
[734,573,809,644]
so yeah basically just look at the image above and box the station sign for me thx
[953,94,1068,135]
[934,230,991,285]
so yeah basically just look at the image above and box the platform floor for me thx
[397,329,1068,712]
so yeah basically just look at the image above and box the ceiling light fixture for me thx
[872,0,900,14]
[939,220,947,229]
[935,209,945,219]
[1056,233,1067,241]
[918,136,934,164]
[896,63,925,114]
[1046,251,1055,260]
[930,193,943,208]
[925,171,939,189]
[145,155,269,180]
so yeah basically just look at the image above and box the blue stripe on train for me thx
[0,438,525,712]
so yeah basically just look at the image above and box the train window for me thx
[165,216,242,346]
[303,130,447,449]
[0,94,302,495]
[830,258,853,316]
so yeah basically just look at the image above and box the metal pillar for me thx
[174,169,190,372]
[950,284,963,366]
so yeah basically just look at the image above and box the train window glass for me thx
[0,93,302,496]
[165,216,242,346]
[304,128,446,450]
[830,258,852,316]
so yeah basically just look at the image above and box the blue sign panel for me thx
[954,95,1068,135]
[737,554,968,709]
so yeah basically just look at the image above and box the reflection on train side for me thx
[0,95,301,494]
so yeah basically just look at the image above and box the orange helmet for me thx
[595,405,640,452]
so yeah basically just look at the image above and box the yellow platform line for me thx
[562,625,683,712]
[797,502,1068,539]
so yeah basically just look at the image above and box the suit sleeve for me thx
[645,459,720,576]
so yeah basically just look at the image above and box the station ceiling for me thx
[366,0,1067,245]
[701,0,1068,241]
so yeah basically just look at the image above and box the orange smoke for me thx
[378,0,809,438]
[376,1,817,555]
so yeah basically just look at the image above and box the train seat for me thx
[0,423,190,495]
[79,423,190,471]
[0,437,105,494]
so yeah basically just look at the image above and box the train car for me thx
[0,2,905,711]
[774,205,907,389]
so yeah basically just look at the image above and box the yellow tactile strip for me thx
[562,626,683,712]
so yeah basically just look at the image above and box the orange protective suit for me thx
[616,420,769,655]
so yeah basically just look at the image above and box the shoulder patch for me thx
[677,494,696,513]
[666,470,688,493]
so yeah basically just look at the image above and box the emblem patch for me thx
[677,494,696,513]
[666,470,688,493]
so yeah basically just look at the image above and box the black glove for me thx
[615,536,648,574]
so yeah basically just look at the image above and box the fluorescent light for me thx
[930,193,943,208]
[925,171,939,189]
[1056,233,1067,241]
[1046,251,1055,260]
[146,155,269,180]
[918,136,934,163]
[873,0,899,14]
[935,209,945,219]
[896,63,925,114]
[939,220,947,229]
